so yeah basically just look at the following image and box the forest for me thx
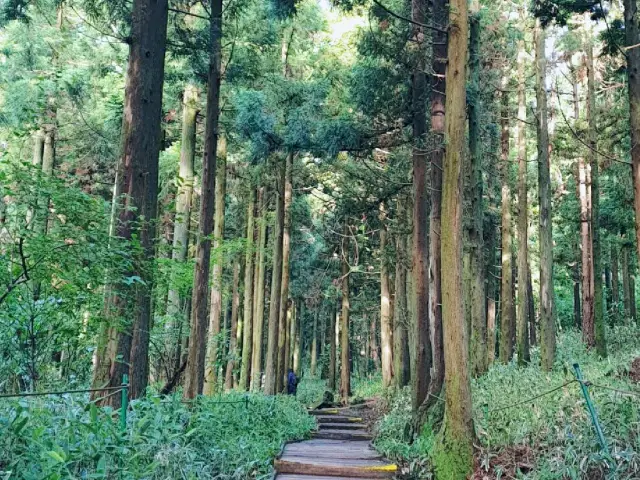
[1,0,640,478]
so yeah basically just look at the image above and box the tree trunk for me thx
[204,135,227,395]
[573,253,582,328]
[239,189,256,390]
[166,84,198,376]
[528,263,537,346]
[428,0,446,407]
[585,35,606,356]
[579,153,594,344]
[264,164,285,395]
[485,141,499,366]
[328,305,337,391]
[340,223,351,404]
[277,153,293,392]
[251,188,267,391]
[433,0,474,473]
[468,9,487,375]
[379,204,393,387]
[283,300,292,388]
[411,0,432,412]
[623,0,640,266]
[184,0,223,399]
[622,244,632,320]
[611,243,620,320]
[516,36,530,366]
[499,77,515,364]
[394,202,410,387]
[631,274,637,322]
[225,258,241,390]
[98,0,169,406]
[370,314,381,372]
[293,300,302,376]
[311,307,319,377]
[535,22,556,371]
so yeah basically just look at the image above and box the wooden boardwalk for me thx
[274,407,397,479]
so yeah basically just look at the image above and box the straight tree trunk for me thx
[166,85,198,375]
[535,22,556,371]
[428,0,447,406]
[485,140,499,366]
[264,164,285,395]
[239,189,256,390]
[379,204,393,387]
[631,274,637,322]
[225,258,241,390]
[394,205,410,387]
[623,0,640,265]
[411,0,432,412]
[579,154,594,343]
[293,300,302,375]
[586,36,606,356]
[468,9,487,375]
[622,244,632,319]
[611,243,620,320]
[528,263,537,346]
[251,190,268,391]
[433,0,474,473]
[98,0,169,406]
[516,37,530,366]
[277,153,293,392]
[283,300,292,387]
[184,0,223,399]
[204,135,227,395]
[328,305,337,391]
[574,254,582,328]
[500,78,515,364]
[340,223,351,404]
[311,308,319,376]
[370,314,381,372]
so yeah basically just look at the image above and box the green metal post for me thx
[120,373,129,434]
[573,363,609,454]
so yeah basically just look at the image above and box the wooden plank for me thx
[312,430,372,441]
[275,459,397,479]
[283,439,373,449]
[309,408,340,416]
[316,416,363,424]
[282,446,382,460]
[318,423,364,431]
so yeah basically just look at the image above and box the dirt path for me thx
[274,407,397,479]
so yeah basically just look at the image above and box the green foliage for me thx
[0,392,315,479]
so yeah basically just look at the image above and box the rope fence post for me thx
[573,363,609,455]
[120,373,129,434]
[245,394,249,410]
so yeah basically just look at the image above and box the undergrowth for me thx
[372,325,640,479]
[0,392,315,479]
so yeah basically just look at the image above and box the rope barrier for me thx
[0,386,124,399]
[589,383,640,398]
[484,380,578,414]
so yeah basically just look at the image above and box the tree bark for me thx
[434,0,474,473]
[379,203,393,387]
[394,201,410,387]
[204,135,227,395]
[311,307,319,377]
[579,153,594,343]
[611,243,620,320]
[328,305,337,391]
[184,0,222,399]
[225,257,241,390]
[428,0,447,407]
[293,300,302,376]
[411,0,431,412]
[340,223,351,404]
[277,153,293,392]
[585,35,606,356]
[516,37,530,366]
[623,0,640,266]
[499,77,515,364]
[622,244,632,320]
[468,9,487,375]
[239,189,256,390]
[535,22,556,371]
[250,188,267,390]
[527,263,537,346]
[98,0,169,406]
[264,164,285,395]
[370,314,381,372]
[166,84,198,376]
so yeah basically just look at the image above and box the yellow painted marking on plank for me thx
[363,464,398,472]
[323,409,339,414]
[348,417,363,422]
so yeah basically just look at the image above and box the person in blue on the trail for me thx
[287,369,297,395]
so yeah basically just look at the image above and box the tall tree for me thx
[433,0,474,473]
[251,188,268,391]
[393,200,410,387]
[500,77,516,364]
[239,189,256,390]
[379,203,393,388]
[411,0,432,412]
[515,35,530,365]
[97,0,169,405]
[340,222,351,404]
[184,0,223,399]
[535,21,556,371]
[204,135,228,395]
[225,257,241,390]
[264,164,285,395]
[328,304,337,391]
